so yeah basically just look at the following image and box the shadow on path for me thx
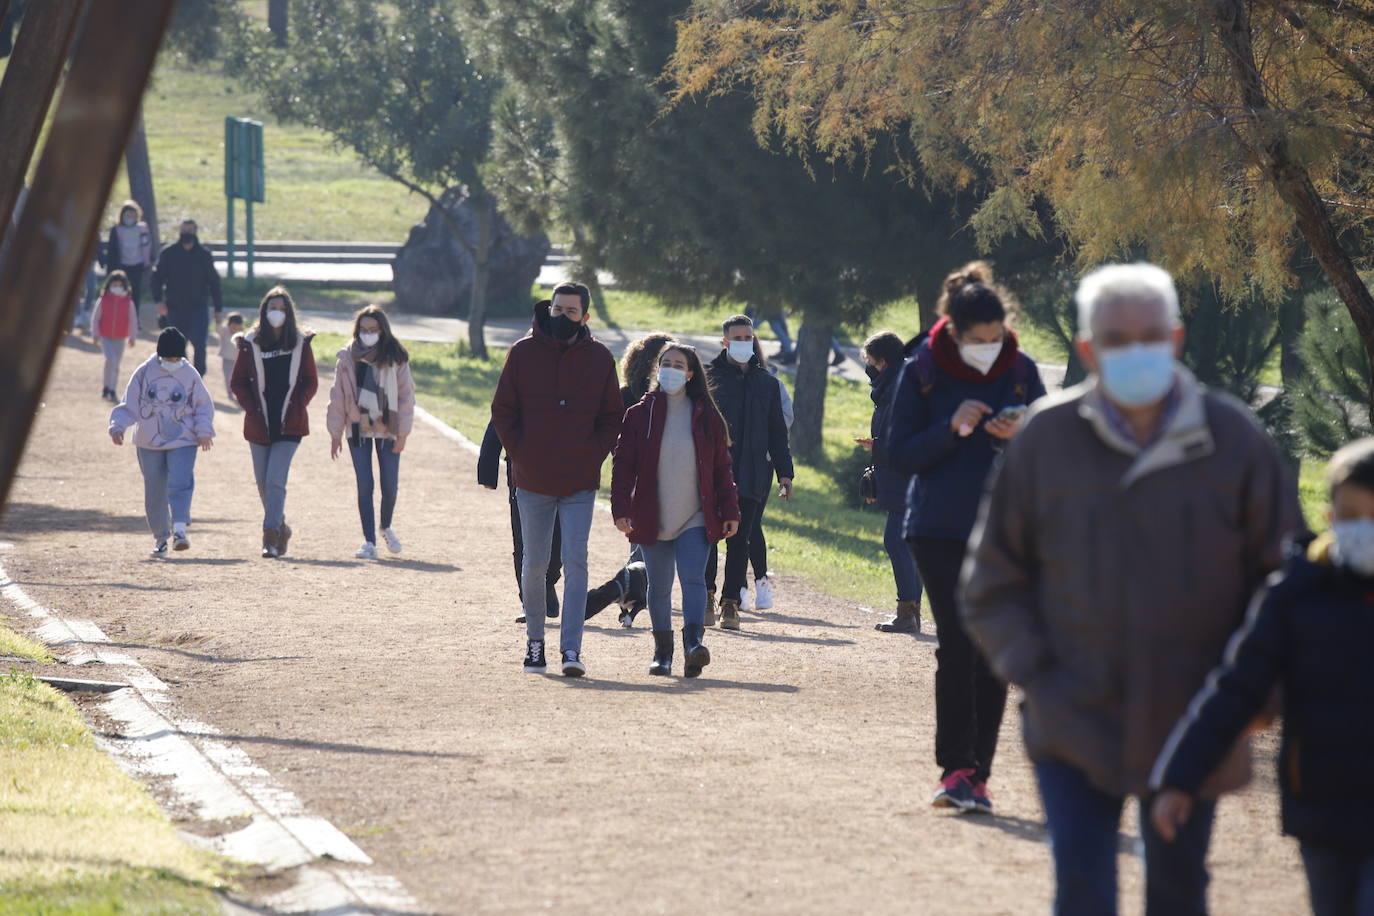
[102,727,477,761]
[554,675,799,694]
[104,641,307,665]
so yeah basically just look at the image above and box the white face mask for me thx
[726,340,755,364]
[959,341,1003,375]
[122,216,136,227]
[266,309,287,329]
[359,331,380,348]
[1332,518,1374,577]
[658,366,688,394]
[159,358,182,372]
[109,286,127,296]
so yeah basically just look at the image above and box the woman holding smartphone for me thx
[885,261,1046,815]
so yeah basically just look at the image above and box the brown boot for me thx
[719,597,741,631]
[876,599,921,633]
[276,521,293,557]
[262,529,280,559]
[704,589,718,627]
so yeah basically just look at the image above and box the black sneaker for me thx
[515,614,527,624]
[150,540,168,557]
[560,650,586,678]
[523,640,546,673]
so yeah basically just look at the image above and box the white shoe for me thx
[355,542,378,559]
[754,575,774,610]
[381,527,402,553]
[738,585,752,612]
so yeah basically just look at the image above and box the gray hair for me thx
[1075,263,1181,338]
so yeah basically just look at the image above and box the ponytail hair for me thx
[936,260,1015,334]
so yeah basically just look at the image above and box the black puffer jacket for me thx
[868,363,912,512]
[1153,534,1374,851]
[706,350,794,501]
[151,240,223,315]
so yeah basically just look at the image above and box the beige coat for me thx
[961,368,1304,797]
[326,347,415,441]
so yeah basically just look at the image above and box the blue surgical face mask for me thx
[658,366,688,394]
[726,340,754,364]
[1096,342,1175,408]
[1332,518,1374,577]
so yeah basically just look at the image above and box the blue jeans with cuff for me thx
[640,525,710,631]
[136,445,197,541]
[883,507,921,602]
[516,487,595,654]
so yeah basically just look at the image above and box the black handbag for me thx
[860,466,878,502]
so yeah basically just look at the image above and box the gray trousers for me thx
[516,487,596,653]
[100,337,126,392]
[136,445,197,541]
[249,440,300,531]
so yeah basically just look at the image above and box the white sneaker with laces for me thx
[754,575,774,610]
[381,528,402,553]
[355,542,378,559]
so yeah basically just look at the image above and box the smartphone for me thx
[994,405,1027,423]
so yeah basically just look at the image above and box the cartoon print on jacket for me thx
[140,375,190,446]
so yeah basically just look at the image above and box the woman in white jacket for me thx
[108,327,215,556]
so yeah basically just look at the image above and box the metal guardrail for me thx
[202,240,571,266]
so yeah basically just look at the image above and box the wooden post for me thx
[0,0,177,514]
[0,0,86,245]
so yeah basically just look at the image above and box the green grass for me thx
[0,621,225,913]
[221,279,390,318]
[1299,459,1329,533]
[0,624,53,664]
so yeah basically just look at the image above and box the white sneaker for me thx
[381,527,402,553]
[355,542,378,559]
[738,585,752,612]
[754,575,774,610]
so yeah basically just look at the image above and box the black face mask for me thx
[179,232,197,246]
[548,312,580,341]
[865,364,882,382]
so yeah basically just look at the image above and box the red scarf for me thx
[928,315,1022,383]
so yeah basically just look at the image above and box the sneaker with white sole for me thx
[381,527,402,553]
[150,540,168,557]
[560,650,586,677]
[523,640,547,673]
[738,585,752,612]
[932,768,977,813]
[355,542,378,559]
[754,575,774,610]
[172,534,190,552]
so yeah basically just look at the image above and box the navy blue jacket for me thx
[706,350,794,502]
[868,364,913,512]
[1153,536,1374,851]
[885,343,1045,540]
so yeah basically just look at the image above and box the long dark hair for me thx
[252,285,304,351]
[622,333,674,397]
[351,304,409,366]
[655,342,732,446]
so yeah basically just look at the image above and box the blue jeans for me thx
[640,525,710,631]
[883,508,921,602]
[1301,842,1374,916]
[516,488,595,653]
[249,440,300,530]
[136,446,197,541]
[349,437,400,544]
[1034,759,1216,916]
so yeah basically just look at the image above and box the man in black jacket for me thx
[706,314,794,631]
[152,219,223,375]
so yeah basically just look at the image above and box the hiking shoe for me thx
[276,522,293,557]
[971,781,993,814]
[720,598,742,631]
[932,769,977,812]
[754,575,774,610]
[515,614,527,624]
[523,640,547,673]
[876,600,922,633]
[172,534,190,552]
[150,540,168,557]
[705,589,718,627]
[381,527,402,553]
[560,650,586,678]
[355,542,378,559]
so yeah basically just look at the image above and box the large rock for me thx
[391,188,550,317]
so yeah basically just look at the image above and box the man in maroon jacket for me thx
[491,283,624,677]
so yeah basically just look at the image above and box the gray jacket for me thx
[961,368,1304,797]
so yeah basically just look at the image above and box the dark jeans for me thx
[348,437,399,544]
[1301,841,1374,916]
[749,487,770,579]
[706,496,764,598]
[508,483,561,602]
[1034,759,1216,916]
[911,536,1006,783]
[167,305,210,376]
[119,263,145,311]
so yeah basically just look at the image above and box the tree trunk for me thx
[125,108,161,252]
[791,316,833,460]
[268,0,288,47]
[569,225,609,323]
[1216,0,1374,415]
[467,192,494,359]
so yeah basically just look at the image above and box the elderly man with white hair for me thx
[961,263,1304,915]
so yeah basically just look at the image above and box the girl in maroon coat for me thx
[611,343,741,677]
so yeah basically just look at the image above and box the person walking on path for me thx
[962,262,1303,914]
[611,343,741,677]
[327,305,415,560]
[230,286,319,560]
[491,282,624,678]
[218,312,245,399]
[731,352,793,614]
[90,270,139,402]
[858,330,923,634]
[108,327,215,556]
[1151,437,1374,916]
[886,262,1046,814]
[705,315,794,632]
[479,420,563,623]
[104,200,152,316]
[152,218,222,376]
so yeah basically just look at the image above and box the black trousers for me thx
[911,536,1007,784]
[749,487,770,578]
[167,306,210,376]
[706,496,763,598]
[509,483,561,602]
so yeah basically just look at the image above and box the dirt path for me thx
[1,335,1303,914]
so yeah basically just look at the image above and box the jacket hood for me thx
[530,299,590,347]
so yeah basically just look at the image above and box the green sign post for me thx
[224,117,265,280]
